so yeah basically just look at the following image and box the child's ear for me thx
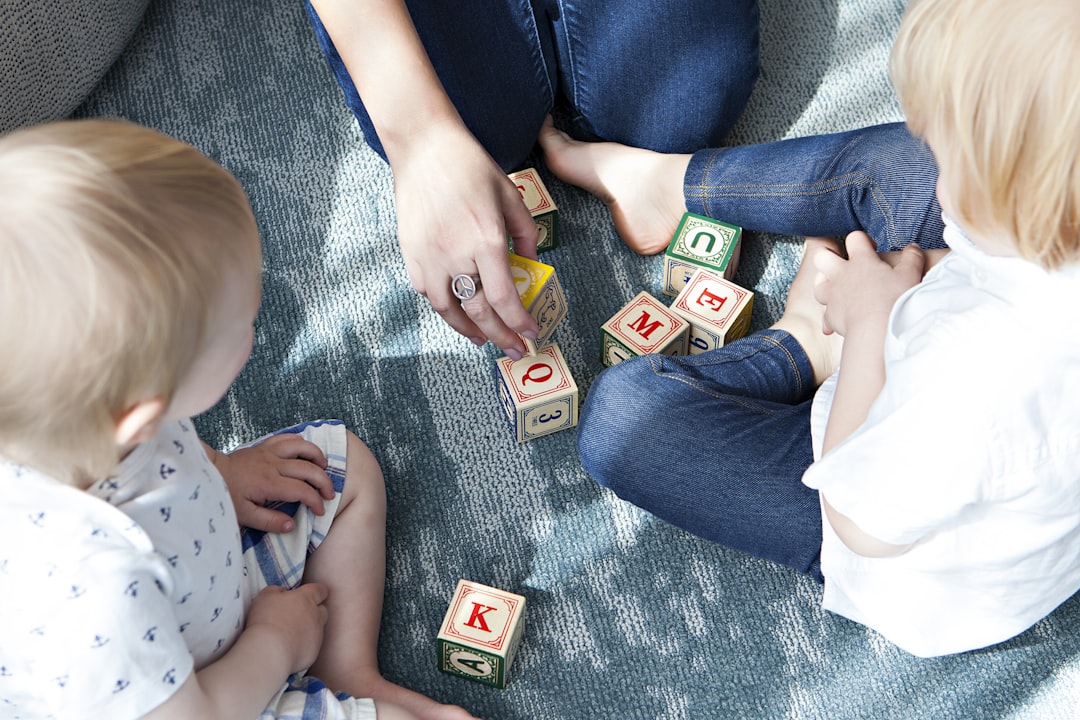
[114,397,168,447]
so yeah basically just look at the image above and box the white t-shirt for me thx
[0,419,244,718]
[803,220,1080,657]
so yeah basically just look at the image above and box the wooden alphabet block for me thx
[600,291,689,367]
[495,343,578,442]
[509,167,559,253]
[670,268,754,353]
[662,212,742,297]
[437,579,526,689]
[509,252,567,351]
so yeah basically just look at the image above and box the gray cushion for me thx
[0,0,149,132]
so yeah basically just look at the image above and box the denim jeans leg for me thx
[553,0,760,151]
[305,0,556,170]
[577,330,822,576]
[684,122,946,251]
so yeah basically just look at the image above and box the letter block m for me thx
[600,291,689,368]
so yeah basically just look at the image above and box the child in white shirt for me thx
[0,120,476,718]
[552,0,1080,656]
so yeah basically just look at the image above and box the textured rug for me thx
[73,0,1080,717]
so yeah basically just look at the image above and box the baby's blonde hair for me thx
[0,119,260,485]
[891,0,1080,268]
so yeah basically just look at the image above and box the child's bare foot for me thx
[537,115,690,255]
[772,237,845,386]
[357,674,479,720]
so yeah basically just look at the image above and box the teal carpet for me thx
[74,0,1080,717]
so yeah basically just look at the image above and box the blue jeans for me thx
[578,330,824,579]
[684,122,946,251]
[305,0,761,170]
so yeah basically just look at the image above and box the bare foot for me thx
[537,116,690,255]
[771,237,845,386]
[354,673,479,720]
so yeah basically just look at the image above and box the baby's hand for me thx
[246,584,329,675]
[211,434,335,533]
[813,231,925,338]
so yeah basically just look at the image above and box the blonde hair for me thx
[0,119,260,485]
[890,0,1080,268]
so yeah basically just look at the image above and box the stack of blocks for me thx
[437,580,526,689]
[601,212,754,367]
[491,168,581,445]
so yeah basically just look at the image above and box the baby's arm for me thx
[203,435,336,533]
[812,232,925,557]
[142,583,329,720]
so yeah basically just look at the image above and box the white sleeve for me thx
[0,523,194,719]
[802,327,999,547]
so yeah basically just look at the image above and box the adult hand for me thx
[813,231,925,338]
[391,120,540,359]
[208,435,335,533]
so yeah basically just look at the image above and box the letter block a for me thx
[670,268,755,354]
[508,167,559,253]
[662,211,743,297]
[509,252,568,353]
[437,579,527,689]
[495,342,579,443]
[600,291,689,368]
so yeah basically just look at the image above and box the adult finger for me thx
[464,248,538,357]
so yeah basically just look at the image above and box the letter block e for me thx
[670,268,755,354]
[437,579,527,689]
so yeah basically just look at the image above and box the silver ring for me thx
[451,274,481,301]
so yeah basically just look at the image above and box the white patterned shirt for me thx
[0,419,244,718]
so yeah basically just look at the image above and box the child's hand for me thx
[209,435,336,533]
[245,583,329,675]
[813,231,925,338]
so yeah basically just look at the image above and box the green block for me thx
[438,639,506,688]
[600,331,636,368]
[534,211,559,253]
[662,212,742,296]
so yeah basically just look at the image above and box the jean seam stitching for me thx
[644,333,806,409]
[687,170,899,248]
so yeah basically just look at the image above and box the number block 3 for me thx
[495,343,579,442]
[508,167,559,253]
[437,579,526,689]
[662,212,742,297]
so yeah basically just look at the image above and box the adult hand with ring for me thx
[391,128,541,359]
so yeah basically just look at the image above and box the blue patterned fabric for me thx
[73,0,1080,717]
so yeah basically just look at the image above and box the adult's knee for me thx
[576,358,667,495]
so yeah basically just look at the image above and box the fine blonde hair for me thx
[890,0,1080,268]
[0,119,260,486]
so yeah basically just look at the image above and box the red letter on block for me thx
[627,311,663,340]
[465,603,498,633]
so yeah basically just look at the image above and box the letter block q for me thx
[509,167,559,253]
[600,291,689,367]
[663,212,743,297]
[509,252,567,352]
[495,343,579,442]
[437,579,526,689]
[670,268,755,353]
